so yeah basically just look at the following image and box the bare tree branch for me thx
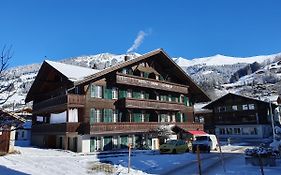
[0,45,15,105]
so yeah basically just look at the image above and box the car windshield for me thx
[166,140,178,145]
[195,136,208,141]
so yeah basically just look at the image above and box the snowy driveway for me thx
[1,145,281,175]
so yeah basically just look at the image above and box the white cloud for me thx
[127,30,148,53]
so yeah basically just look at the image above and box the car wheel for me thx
[172,149,177,154]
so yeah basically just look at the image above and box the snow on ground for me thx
[1,143,281,175]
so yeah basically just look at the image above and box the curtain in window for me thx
[68,108,78,122]
[50,111,67,124]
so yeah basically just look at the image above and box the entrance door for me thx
[73,137,77,152]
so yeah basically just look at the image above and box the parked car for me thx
[192,134,218,153]
[159,139,189,154]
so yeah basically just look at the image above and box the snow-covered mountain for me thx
[173,53,281,67]
[1,51,281,111]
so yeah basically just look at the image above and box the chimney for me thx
[124,55,131,61]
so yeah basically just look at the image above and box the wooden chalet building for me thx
[25,49,210,152]
[0,110,24,154]
[203,93,276,139]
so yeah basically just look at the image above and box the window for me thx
[21,131,25,138]
[176,112,182,122]
[218,106,226,112]
[232,105,238,111]
[133,91,141,99]
[155,75,159,80]
[127,89,132,98]
[91,84,103,98]
[36,116,44,122]
[180,95,184,103]
[104,87,112,99]
[113,110,118,122]
[119,89,127,98]
[140,91,145,99]
[234,128,241,135]
[219,128,225,135]
[242,104,248,110]
[248,104,255,110]
[122,68,127,74]
[226,128,233,135]
[103,109,113,123]
[112,87,118,99]
[132,112,142,122]
[90,109,102,124]
[160,114,170,122]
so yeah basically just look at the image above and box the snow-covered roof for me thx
[45,60,100,82]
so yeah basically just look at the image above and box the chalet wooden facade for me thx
[203,93,276,139]
[25,49,210,152]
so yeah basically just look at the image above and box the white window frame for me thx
[112,87,118,99]
[96,109,102,122]
[232,105,238,111]
[113,110,118,122]
[248,104,255,110]
[127,89,132,98]
[242,104,248,110]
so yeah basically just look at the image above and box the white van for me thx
[192,134,218,153]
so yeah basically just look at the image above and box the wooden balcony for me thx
[90,122,203,135]
[116,73,188,94]
[118,98,189,111]
[33,94,85,114]
[32,122,81,134]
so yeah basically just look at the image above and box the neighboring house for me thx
[15,120,32,146]
[203,93,276,139]
[194,103,213,133]
[0,110,24,154]
[25,49,210,152]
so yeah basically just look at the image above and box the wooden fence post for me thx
[196,145,202,175]
[128,144,132,173]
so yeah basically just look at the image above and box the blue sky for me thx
[1,0,281,67]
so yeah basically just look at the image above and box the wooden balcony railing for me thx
[116,73,188,94]
[33,94,85,113]
[32,122,81,133]
[90,122,203,134]
[118,98,189,111]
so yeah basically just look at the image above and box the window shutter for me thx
[145,92,149,99]
[90,108,96,124]
[184,96,188,106]
[182,113,187,122]
[104,87,112,99]
[120,89,127,98]
[176,112,181,122]
[90,84,96,97]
